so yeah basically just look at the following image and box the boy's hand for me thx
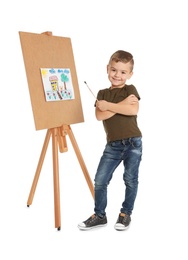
[122,94,138,105]
[96,100,109,111]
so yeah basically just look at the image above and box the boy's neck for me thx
[110,84,126,89]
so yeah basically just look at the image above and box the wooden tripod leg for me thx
[27,129,51,206]
[64,125,94,198]
[51,128,61,230]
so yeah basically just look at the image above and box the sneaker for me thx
[114,213,131,231]
[78,214,107,230]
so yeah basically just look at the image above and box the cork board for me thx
[19,31,84,130]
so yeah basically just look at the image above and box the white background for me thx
[1,0,188,259]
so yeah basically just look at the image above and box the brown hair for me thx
[108,50,134,71]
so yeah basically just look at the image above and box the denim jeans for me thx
[94,137,142,217]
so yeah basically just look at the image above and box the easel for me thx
[27,124,94,230]
[19,31,92,230]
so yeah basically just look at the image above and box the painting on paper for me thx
[40,68,75,101]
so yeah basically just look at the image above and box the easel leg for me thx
[51,128,61,230]
[62,125,94,198]
[27,129,51,206]
[27,125,93,230]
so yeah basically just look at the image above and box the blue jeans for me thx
[94,137,142,217]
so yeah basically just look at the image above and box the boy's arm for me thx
[95,107,115,121]
[95,94,139,121]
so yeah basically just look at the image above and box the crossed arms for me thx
[95,94,139,121]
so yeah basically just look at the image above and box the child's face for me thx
[107,61,133,88]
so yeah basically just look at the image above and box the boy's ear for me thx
[107,64,109,73]
[128,71,133,79]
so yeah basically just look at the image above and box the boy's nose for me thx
[114,71,120,77]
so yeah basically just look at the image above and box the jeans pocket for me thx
[132,137,142,148]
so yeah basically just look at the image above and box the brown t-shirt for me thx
[96,84,142,142]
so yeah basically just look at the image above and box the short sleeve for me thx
[127,85,141,100]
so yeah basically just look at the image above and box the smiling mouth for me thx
[112,78,121,82]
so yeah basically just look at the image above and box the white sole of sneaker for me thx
[78,223,107,230]
[114,223,130,231]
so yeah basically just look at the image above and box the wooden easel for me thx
[27,124,94,230]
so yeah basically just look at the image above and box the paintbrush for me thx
[84,81,98,101]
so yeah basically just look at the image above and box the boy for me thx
[78,50,142,231]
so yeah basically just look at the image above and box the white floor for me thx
[1,129,187,259]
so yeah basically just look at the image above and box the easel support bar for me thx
[52,128,61,228]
